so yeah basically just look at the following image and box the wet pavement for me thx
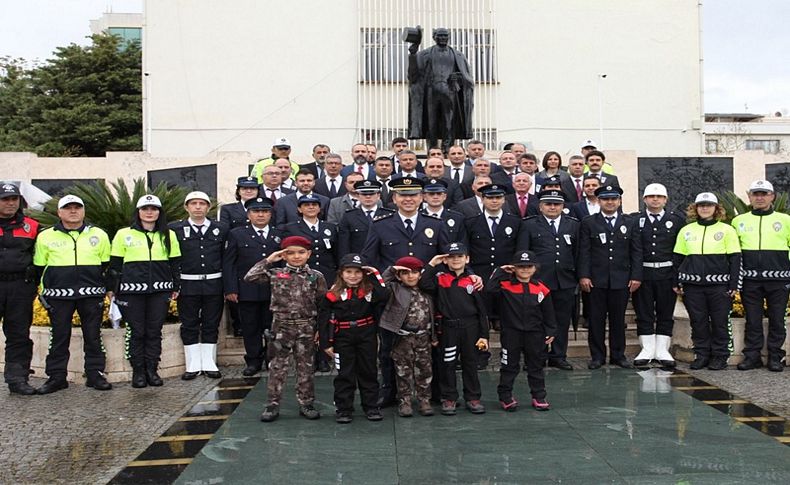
[2,359,789,484]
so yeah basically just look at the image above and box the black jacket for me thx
[170,219,229,296]
[579,212,643,289]
[223,225,283,301]
[485,268,557,335]
[521,215,580,290]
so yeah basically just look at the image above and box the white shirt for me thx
[484,210,503,236]
[323,175,341,192]
[352,163,370,179]
[263,187,282,200]
[398,212,417,230]
[543,215,561,228]
[450,164,466,182]
[586,199,600,215]
[251,224,269,239]
[425,207,444,219]
[400,170,418,178]
[647,210,665,222]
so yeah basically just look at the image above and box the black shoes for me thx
[145,366,163,386]
[181,371,200,380]
[689,356,709,370]
[707,356,728,371]
[767,356,784,372]
[610,359,635,369]
[587,360,603,370]
[548,360,574,371]
[737,359,763,371]
[242,365,261,377]
[131,367,147,388]
[204,370,222,379]
[336,412,353,424]
[86,372,112,391]
[316,362,331,373]
[8,381,37,395]
[366,408,384,421]
[37,377,69,395]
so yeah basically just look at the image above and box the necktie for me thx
[651,214,660,224]
[329,179,338,198]
[453,168,461,184]
[489,216,498,236]
[352,199,359,208]
[257,229,265,239]
[310,224,317,232]
[366,210,373,220]
[193,225,203,236]
[549,219,557,235]
[518,195,527,218]
[269,189,277,202]
[605,216,615,229]
[357,165,364,174]
[575,179,582,200]
[404,218,414,236]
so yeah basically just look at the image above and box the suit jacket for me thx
[444,163,474,185]
[562,175,584,204]
[421,208,467,244]
[578,212,643,289]
[455,197,483,219]
[301,161,324,179]
[490,171,514,187]
[260,185,295,204]
[521,215,580,290]
[361,212,450,270]
[340,163,376,180]
[219,201,250,229]
[570,199,598,220]
[282,219,338,283]
[464,212,525,281]
[223,225,284,301]
[313,175,347,199]
[505,193,539,218]
[434,176,464,209]
[326,194,357,224]
[274,191,330,228]
[337,205,391,256]
[170,219,229,296]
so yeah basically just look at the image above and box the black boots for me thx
[8,381,37,395]
[132,366,147,388]
[86,371,112,391]
[37,376,69,395]
[145,364,163,386]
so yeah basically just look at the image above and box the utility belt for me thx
[397,321,429,336]
[333,315,374,330]
[441,317,478,329]
[180,272,222,281]
[643,261,673,268]
[0,272,26,282]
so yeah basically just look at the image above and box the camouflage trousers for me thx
[391,332,433,402]
[267,317,316,406]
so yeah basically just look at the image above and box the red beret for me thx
[280,235,312,250]
[394,256,424,271]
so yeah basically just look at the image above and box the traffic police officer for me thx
[337,179,391,255]
[579,185,643,369]
[223,197,283,376]
[34,195,112,393]
[732,180,790,372]
[0,183,39,395]
[631,183,685,367]
[522,189,580,370]
[420,178,466,244]
[171,191,229,380]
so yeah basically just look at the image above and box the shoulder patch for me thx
[372,212,395,222]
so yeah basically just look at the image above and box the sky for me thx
[0,0,787,116]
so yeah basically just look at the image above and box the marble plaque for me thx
[765,163,790,194]
[638,157,733,213]
[32,179,103,197]
[147,164,217,198]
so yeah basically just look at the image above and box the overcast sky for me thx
[1,0,787,115]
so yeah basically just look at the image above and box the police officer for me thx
[34,195,112,393]
[362,176,449,406]
[220,176,260,229]
[579,185,642,369]
[171,191,229,380]
[631,183,685,367]
[732,180,790,372]
[109,195,181,388]
[337,179,391,255]
[223,197,283,376]
[420,178,466,244]
[522,190,580,370]
[0,183,39,395]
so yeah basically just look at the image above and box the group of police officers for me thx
[1,138,788,396]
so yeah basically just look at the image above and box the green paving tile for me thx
[174,371,790,484]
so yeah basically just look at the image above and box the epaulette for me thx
[524,215,539,220]
[445,208,463,217]
[344,207,361,213]
[372,212,395,222]
[565,214,579,222]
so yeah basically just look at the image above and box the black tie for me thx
[329,179,338,198]
[605,216,615,229]
[404,218,414,236]
[651,214,660,224]
[366,210,373,220]
[489,216,498,235]
[257,229,265,239]
[453,168,461,184]
[549,219,557,235]
[193,225,203,236]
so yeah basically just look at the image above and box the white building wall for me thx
[144,0,702,161]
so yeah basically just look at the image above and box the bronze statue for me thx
[405,26,474,154]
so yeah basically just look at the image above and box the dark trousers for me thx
[378,329,396,402]
[177,294,224,345]
[740,280,788,360]
[238,300,272,368]
[439,321,481,401]
[632,278,676,336]
[0,280,35,383]
[227,300,241,333]
[45,297,105,377]
[587,287,629,363]
[332,325,379,413]
[545,288,575,362]
[118,293,170,367]
[683,284,732,358]
[498,328,546,400]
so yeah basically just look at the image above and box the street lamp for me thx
[598,73,607,148]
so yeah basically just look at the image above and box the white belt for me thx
[643,261,673,268]
[180,272,222,281]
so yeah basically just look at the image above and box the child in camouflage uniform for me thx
[245,235,327,422]
[379,256,435,418]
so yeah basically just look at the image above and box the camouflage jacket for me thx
[245,260,327,319]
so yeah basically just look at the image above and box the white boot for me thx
[200,343,221,377]
[182,344,202,380]
[654,335,676,368]
[634,334,656,366]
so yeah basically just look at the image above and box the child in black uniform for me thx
[420,242,489,416]
[486,250,557,411]
[319,254,388,423]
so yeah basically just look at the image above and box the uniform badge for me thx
[324,228,331,236]
[447,219,455,228]
[183,226,190,238]
[599,233,607,244]
[639,217,645,228]
[684,231,693,241]
[537,291,545,303]
[273,236,281,243]
[564,234,572,245]
[324,238,332,249]
[89,236,99,247]
[276,272,290,279]
[665,221,673,229]
[620,225,627,234]
[424,228,434,238]
[213,227,220,236]
[774,222,782,232]
[364,292,372,302]
[562,208,570,215]
[23,222,30,233]
[125,235,133,246]
[713,231,724,241]
[504,227,513,235]
[466,284,474,294]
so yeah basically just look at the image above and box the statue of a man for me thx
[406,27,474,154]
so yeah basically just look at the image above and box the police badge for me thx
[447,219,455,227]
[665,220,673,229]
[504,226,513,235]
[774,222,782,232]
[713,231,724,241]
[425,228,434,238]
[89,236,99,247]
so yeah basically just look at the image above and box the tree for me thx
[0,34,141,157]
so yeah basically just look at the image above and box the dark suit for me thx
[444,163,474,186]
[521,215,580,362]
[223,224,284,368]
[313,175,347,199]
[219,201,250,229]
[301,161,324,179]
[340,164,376,180]
[505,193,539,218]
[338,206,393,256]
[491,171,515,187]
[562,176,584,204]
[455,197,483,218]
[579,212,643,364]
[570,199,598,220]
[282,219,339,284]
[438,176,464,209]
[273,191,330,228]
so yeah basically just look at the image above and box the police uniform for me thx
[674,193,741,370]
[34,195,112,392]
[0,183,39,394]
[223,197,283,374]
[219,176,261,229]
[630,184,685,367]
[170,191,230,379]
[420,178,467,244]
[282,194,338,284]
[521,190,580,369]
[732,180,790,371]
[578,185,643,368]
[109,195,182,388]
[337,180,391,255]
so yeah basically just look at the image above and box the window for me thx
[705,139,719,154]
[744,139,780,154]
[107,27,142,47]
[360,28,497,83]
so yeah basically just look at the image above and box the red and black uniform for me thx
[486,268,557,401]
[419,264,488,402]
[0,212,38,385]
[318,274,389,414]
